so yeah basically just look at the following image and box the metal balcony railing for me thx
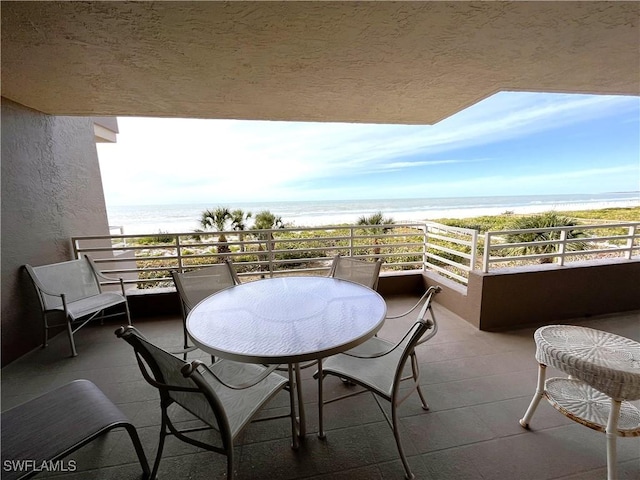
[72,221,640,290]
[482,222,640,272]
[73,223,438,288]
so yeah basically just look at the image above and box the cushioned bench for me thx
[1,379,150,480]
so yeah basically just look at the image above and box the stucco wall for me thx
[1,98,111,365]
[471,259,640,330]
[423,259,640,331]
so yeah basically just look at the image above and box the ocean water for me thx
[107,192,640,235]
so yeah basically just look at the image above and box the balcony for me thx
[2,294,639,479]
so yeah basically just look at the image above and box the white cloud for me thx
[392,164,640,198]
[97,93,639,204]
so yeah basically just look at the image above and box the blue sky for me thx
[97,91,640,206]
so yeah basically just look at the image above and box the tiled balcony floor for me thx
[2,295,639,480]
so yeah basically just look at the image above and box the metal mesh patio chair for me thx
[24,255,131,357]
[315,285,440,480]
[1,379,149,480]
[328,254,382,290]
[171,259,240,359]
[290,255,382,373]
[116,325,295,480]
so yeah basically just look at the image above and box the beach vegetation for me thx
[253,210,285,231]
[252,210,285,272]
[136,231,175,245]
[119,205,638,289]
[357,211,395,230]
[230,209,252,252]
[188,231,216,242]
[135,258,178,289]
[435,215,514,233]
[357,211,395,257]
[435,207,640,232]
[556,207,640,222]
[501,211,588,263]
[200,207,232,255]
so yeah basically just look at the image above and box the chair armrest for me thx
[184,360,280,390]
[342,327,416,359]
[92,269,124,283]
[94,272,127,295]
[342,342,402,359]
[385,286,441,319]
[171,346,198,355]
[415,318,438,346]
[343,318,436,359]
[85,256,127,295]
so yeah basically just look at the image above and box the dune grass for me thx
[434,206,639,232]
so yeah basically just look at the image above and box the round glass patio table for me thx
[186,276,387,443]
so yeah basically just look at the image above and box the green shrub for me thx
[503,212,588,263]
[136,231,175,245]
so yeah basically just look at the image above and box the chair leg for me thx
[123,423,151,479]
[391,400,414,480]
[150,412,169,480]
[287,365,299,448]
[226,447,234,480]
[606,398,621,480]
[294,363,305,439]
[410,353,429,410]
[317,359,326,439]
[288,363,300,449]
[42,315,49,348]
[519,364,546,428]
[66,319,78,357]
[182,321,189,361]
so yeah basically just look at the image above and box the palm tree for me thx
[253,210,284,231]
[504,211,588,263]
[253,210,285,273]
[357,211,395,256]
[230,209,252,252]
[200,207,231,255]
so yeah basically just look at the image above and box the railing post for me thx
[557,230,567,266]
[175,234,184,272]
[422,223,428,272]
[72,237,81,260]
[482,232,491,273]
[267,231,274,278]
[626,225,636,260]
[349,226,354,257]
[470,229,478,271]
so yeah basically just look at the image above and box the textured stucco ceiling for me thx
[2,1,639,125]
